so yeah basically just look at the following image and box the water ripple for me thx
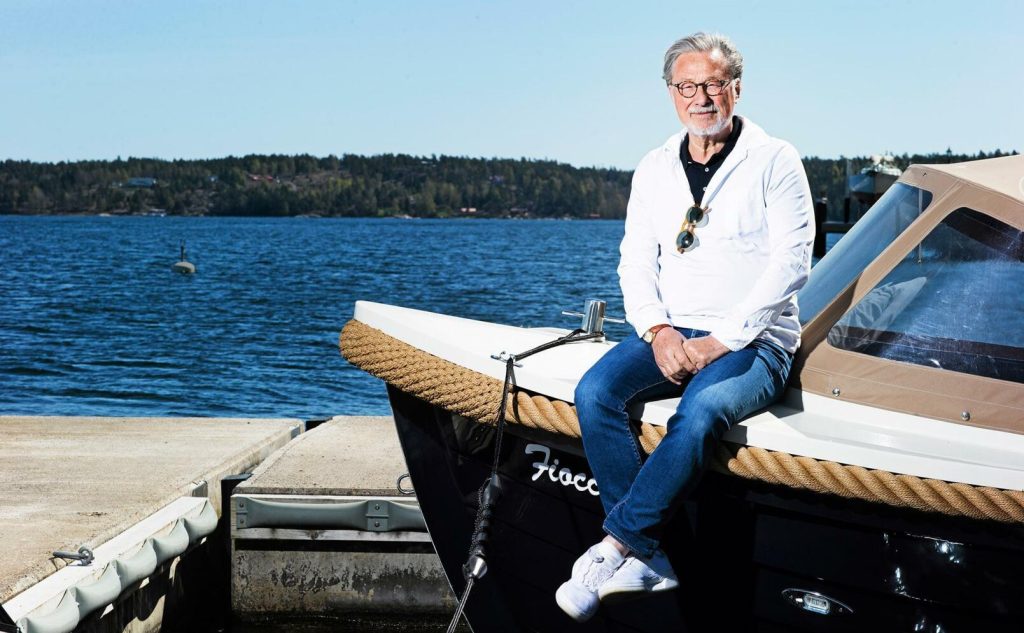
[0,216,629,418]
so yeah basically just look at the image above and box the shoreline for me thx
[0,212,623,220]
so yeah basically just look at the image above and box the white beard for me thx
[685,112,730,138]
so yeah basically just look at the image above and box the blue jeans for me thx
[574,328,792,559]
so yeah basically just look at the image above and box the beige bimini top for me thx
[794,154,1024,433]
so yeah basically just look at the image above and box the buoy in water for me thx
[173,240,196,274]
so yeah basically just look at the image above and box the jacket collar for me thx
[661,115,769,162]
[662,116,770,206]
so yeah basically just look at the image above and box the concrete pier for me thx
[230,416,455,625]
[0,415,301,631]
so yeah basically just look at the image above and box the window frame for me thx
[794,166,1024,433]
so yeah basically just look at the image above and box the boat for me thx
[340,154,1024,631]
[823,154,904,237]
[848,153,902,204]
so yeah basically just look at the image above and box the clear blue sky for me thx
[2,0,1021,169]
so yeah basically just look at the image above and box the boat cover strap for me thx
[340,319,1024,524]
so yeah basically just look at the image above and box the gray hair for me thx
[662,32,744,83]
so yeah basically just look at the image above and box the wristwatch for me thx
[642,324,671,344]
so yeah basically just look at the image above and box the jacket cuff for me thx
[709,319,764,352]
[630,309,672,339]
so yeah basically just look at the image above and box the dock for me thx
[0,415,299,632]
[0,415,454,632]
[230,415,454,626]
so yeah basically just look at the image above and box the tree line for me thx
[0,149,1016,220]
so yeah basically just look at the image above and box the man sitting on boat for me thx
[556,32,814,621]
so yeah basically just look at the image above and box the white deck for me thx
[354,301,1024,491]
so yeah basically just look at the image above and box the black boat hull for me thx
[388,386,1024,632]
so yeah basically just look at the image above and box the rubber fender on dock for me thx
[16,500,217,632]
[237,497,426,532]
[183,501,218,541]
[113,540,158,588]
[69,564,121,619]
[17,591,78,633]
[151,520,189,564]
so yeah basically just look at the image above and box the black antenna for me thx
[172,240,196,274]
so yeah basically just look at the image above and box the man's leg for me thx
[574,334,682,517]
[602,338,792,559]
[558,334,682,621]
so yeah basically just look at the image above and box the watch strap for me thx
[643,324,671,343]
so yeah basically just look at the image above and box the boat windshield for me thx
[799,183,933,324]
[827,207,1024,383]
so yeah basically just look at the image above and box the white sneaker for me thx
[597,549,679,600]
[555,542,625,622]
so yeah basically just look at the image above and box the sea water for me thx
[0,215,631,418]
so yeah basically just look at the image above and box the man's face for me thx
[668,51,741,138]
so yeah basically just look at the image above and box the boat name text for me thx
[525,443,599,496]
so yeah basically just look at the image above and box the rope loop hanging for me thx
[441,327,605,633]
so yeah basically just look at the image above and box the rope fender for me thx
[340,319,1024,524]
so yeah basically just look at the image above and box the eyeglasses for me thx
[676,204,708,253]
[670,78,734,98]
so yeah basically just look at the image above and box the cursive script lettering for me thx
[525,443,599,496]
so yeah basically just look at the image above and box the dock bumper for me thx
[3,498,217,633]
[230,494,453,620]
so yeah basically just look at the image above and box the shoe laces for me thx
[624,556,657,580]
[579,549,618,590]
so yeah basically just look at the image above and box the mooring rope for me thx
[340,319,1024,524]
[443,327,605,633]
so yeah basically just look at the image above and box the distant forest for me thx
[0,149,1017,220]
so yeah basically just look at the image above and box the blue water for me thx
[0,216,633,418]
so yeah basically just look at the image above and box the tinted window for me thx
[827,208,1024,383]
[799,183,932,324]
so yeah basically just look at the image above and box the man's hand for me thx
[682,336,730,372]
[651,328,696,384]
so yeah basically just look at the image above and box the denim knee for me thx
[574,369,614,432]
[674,387,729,426]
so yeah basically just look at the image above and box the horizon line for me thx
[2,147,1019,171]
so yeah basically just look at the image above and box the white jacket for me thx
[618,117,814,353]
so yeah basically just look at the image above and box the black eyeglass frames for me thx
[669,78,734,98]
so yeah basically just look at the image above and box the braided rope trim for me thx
[340,319,1024,523]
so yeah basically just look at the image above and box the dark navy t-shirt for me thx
[680,116,743,205]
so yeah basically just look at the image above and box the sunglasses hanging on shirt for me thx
[676,204,709,253]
